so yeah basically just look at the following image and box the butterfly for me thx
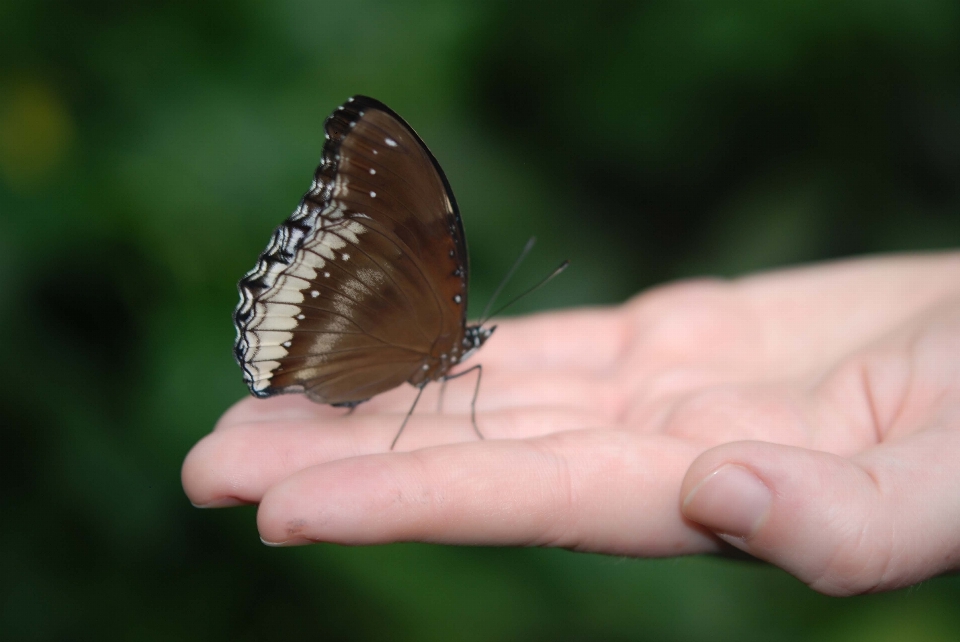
[233,96,494,448]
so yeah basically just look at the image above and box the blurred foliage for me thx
[2,0,959,639]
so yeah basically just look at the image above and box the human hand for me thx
[182,252,960,596]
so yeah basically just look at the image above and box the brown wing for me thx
[234,96,468,405]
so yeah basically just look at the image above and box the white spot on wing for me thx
[311,290,319,297]
[369,191,376,198]
[357,267,386,288]
[338,223,362,245]
[289,261,319,281]
[258,306,300,329]
[333,174,349,198]
[309,332,337,353]
[254,345,287,362]
[317,230,346,251]
[384,137,398,147]
[342,253,350,261]
[312,243,335,260]
[266,287,304,305]
[257,331,294,347]
[369,168,376,175]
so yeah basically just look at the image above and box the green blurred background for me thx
[3,0,959,639]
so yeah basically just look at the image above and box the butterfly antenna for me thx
[479,237,537,323]
[481,259,569,323]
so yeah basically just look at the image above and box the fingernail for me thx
[191,497,244,509]
[682,464,771,538]
[260,536,312,547]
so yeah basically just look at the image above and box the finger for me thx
[478,307,627,373]
[182,406,612,508]
[735,253,960,373]
[215,394,343,432]
[256,430,717,554]
[680,430,960,596]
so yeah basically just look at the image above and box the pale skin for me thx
[182,252,960,596]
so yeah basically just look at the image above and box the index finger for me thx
[255,429,715,555]
[477,306,627,374]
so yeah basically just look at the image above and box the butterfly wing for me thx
[234,96,469,405]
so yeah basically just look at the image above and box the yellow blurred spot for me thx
[0,80,74,192]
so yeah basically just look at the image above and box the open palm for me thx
[183,252,960,596]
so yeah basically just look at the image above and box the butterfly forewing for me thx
[235,96,469,405]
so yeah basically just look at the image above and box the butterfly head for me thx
[459,324,495,363]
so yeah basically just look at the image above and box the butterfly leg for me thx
[391,385,426,450]
[331,398,370,417]
[436,378,449,413]
[441,364,484,441]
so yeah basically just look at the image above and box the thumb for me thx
[679,435,960,596]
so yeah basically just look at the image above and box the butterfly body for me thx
[234,96,493,408]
